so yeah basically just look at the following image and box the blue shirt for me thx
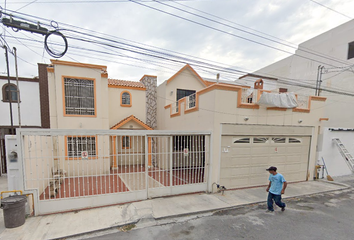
[269,173,286,195]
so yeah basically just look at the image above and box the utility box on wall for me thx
[5,135,23,191]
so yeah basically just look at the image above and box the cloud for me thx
[1,0,353,83]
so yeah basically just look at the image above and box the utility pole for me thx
[14,47,21,128]
[318,66,324,96]
[3,46,14,135]
[315,65,325,96]
[315,65,321,96]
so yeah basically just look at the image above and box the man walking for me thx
[266,166,287,212]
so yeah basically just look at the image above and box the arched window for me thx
[2,84,18,102]
[121,91,132,107]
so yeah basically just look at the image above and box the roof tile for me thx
[108,79,145,89]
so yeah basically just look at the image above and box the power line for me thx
[309,0,352,19]
[173,0,353,71]
[3,9,354,96]
[129,0,350,69]
[16,0,38,11]
[24,31,354,95]
[2,7,348,82]
[154,0,352,67]
[5,0,206,4]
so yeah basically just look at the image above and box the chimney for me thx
[254,79,264,89]
[279,88,288,93]
[140,75,157,129]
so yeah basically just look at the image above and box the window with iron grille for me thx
[121,92,131,105]
[2,84,18,102]
[64,77,95,116]
[67,136,96,158]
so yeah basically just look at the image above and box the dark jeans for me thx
[267,192,285,211]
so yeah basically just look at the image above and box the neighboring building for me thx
[0,75,42,175]
[0,75,41,130]
[157,64,327,189]
[251,19,354,176]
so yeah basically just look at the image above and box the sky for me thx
[0,0,353,85]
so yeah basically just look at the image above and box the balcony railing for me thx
[296,94,310,109]
[240,88,259,104]
[186,93,196,109]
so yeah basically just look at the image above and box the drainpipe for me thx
[14,47,21,128]
[3,46,14,135]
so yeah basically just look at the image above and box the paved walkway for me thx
[0,175,350,240]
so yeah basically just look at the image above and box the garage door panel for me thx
[249,166,270,175]
[229,157,251,166]
[252,147,271,155]
[251,156,270,165]
[286,146,302,153]
[230,178,250,188]
[230,147,252,155]
[221,135,311,189]
[221,136,233,145]
[231,167,251,176]
[220,168,232,177]
[219,178,231,187]
[271,146,287,154]
[269,156,286,164]
[249,176,268,186]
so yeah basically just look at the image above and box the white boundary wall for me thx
[318,128,354,177]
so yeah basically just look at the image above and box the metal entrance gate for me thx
[16,129,210,215]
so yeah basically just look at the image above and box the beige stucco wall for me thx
[159,87,325,191]
[47,64,109,130]
[164,68,206,103]
[156,68,207,131]
[156,81,166,130]
[108,87,146,128]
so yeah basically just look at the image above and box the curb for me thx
[50,220,139,240]
[44,184,353,239]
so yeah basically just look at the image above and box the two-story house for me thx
[157,64,327,190]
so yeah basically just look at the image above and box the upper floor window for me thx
[64,77,95,116]
[176,89,196,111]
[176,89,196,101]
[121,91,131,107]
[348,41,354,60]
[2,83,18,102]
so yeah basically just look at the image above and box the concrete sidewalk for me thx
[0,178,350,240]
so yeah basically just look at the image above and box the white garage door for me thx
[220,135,311,189]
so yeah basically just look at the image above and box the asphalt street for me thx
[75,178,354,240]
